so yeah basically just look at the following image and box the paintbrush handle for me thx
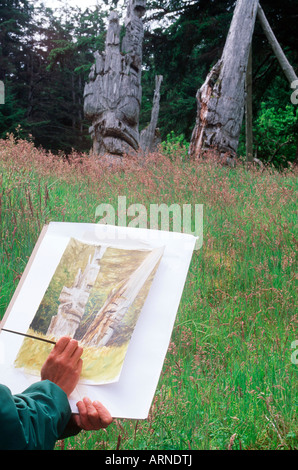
[1,328,56,345]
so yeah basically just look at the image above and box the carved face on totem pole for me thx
[84,1,146,157]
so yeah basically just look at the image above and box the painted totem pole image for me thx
[15,238,164,384]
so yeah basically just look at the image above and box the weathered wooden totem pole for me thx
[84,1,146,159]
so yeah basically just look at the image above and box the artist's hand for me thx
[41,336,83,396]
[73,397,113,431]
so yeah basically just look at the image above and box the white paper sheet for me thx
[0,222,196,419]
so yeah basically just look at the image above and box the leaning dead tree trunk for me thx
[84,1,146,159]
[189,0,259,162]
[140,75,163,152]
[257,5,298,85]
[245,46,254,164]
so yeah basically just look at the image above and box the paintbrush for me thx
[1,328,56,345]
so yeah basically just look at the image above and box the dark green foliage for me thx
[141,1,236,138]
[0,0,34,136]
[0,0,297,164]
[254,103,298,167]
[0,1,107,153]
[0,0,34,80]
[142,0,298,164]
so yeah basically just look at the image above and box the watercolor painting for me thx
[14,238,164,384]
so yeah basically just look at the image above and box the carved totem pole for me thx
[84,1,146,158]
[46,246,106,339]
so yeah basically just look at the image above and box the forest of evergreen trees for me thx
[1,0,297,166]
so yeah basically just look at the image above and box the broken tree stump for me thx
[188,0,259,162]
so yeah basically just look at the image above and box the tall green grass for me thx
[0,136,297,450]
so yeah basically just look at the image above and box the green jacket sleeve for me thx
[0,380,72,450]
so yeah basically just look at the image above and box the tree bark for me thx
[84,1,146,159]
[257,5,298,85]
[189,0,259,162]
[140,75,163,152]
[246,46,253,164]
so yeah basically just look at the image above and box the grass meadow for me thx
[0,135,297,450]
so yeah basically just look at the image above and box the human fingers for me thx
[75,398,112,430]
[92,400,113,428]
[58,338,83,366]
[41,336,71,375]
[41,338,83,395]
[52,336,71,354]
[75,398,94,430]
[63,338,80,356]
[77,358,83,377]
[67,340,84,363]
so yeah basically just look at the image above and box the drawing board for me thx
[0,222,196,419]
